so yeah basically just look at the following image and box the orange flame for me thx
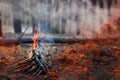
[33,27,39,50]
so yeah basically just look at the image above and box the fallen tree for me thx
[0,36,120,45]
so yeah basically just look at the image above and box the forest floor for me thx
[0,36,120,80]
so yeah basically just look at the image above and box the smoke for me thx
[12,0,120,38]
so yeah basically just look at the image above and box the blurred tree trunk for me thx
[76,25,80,35]
[90,0,97,7]
[106,0,113,11]
[75,14,80,35]
[98,0,104,8]
[32,17,37,34]
[61,18,67,34]
[14,19,22,34]
[114,0,117,4]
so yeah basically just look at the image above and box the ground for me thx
[0,37,120,80]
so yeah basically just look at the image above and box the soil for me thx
[0,38,120,80]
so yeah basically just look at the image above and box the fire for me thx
[32,27,45,50]
[33,27,39,50]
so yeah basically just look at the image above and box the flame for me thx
[32,27,45,50]
[33,27,39,50]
